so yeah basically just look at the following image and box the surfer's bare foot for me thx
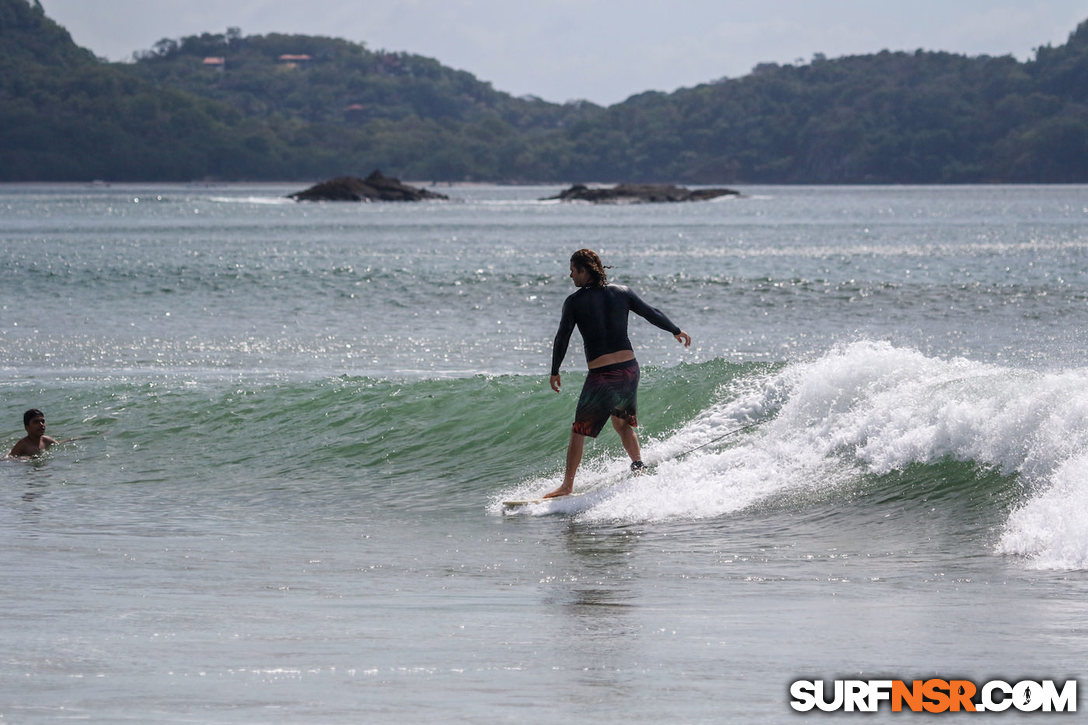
[543,486,573,499]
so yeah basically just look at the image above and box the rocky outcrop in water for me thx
[544,183,739,204]
[288,170,448,201]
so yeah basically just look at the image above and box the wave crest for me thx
[513,341,1088,570]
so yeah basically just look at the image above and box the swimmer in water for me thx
[6,409,76,458]
[545,249,691,498]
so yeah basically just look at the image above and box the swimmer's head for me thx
[24,408,45,427]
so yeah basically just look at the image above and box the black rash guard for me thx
[551,283,682,375]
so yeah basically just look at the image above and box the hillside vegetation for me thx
[2,0,1086,182]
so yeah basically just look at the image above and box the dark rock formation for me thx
[544,183,739,204]
[288,170,448,201]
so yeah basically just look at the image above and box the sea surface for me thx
[1,183,1087,722]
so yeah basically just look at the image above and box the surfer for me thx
[545,249,691,498]
[6,409,76,458]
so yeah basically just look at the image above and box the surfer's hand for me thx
[550,374,561,392]
[675,331,692,347]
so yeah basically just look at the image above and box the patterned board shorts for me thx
[572,359,640,438]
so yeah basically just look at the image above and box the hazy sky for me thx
[39,0,1088,106]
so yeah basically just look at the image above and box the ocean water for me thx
[1,183,1087,722]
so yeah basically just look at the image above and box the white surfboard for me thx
[502,492,587,508]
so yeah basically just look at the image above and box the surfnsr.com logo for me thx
[790,679,1077,713]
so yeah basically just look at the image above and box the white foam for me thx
[536,340,1088,569]
[998,452,1088,569]
[208,196,294,205]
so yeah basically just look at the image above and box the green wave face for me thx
[6,342,1086,568]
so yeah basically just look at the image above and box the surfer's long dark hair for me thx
[571,248,610,288]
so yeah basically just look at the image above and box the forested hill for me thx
[131,30,596,131]
[2,0,1087,183]
[126,28,601,181]
[0,0,339,179]
[563,25,1088,183]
